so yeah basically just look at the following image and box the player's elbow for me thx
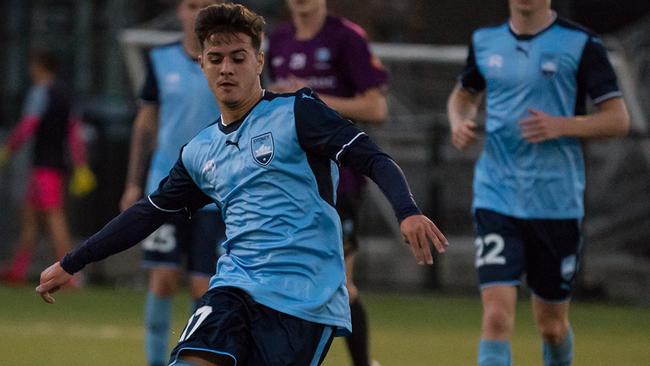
[613,109,630,137]
[369,98,388,124]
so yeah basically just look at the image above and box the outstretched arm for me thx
[36,153,212,303]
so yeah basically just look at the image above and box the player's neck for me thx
[292,8,327,40]
[220,87,264,125]
[509,9,556,36]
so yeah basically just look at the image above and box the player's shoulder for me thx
[149,40,183,58]
[268,21,294,43]
[328,15,369,41]
[554,17,597,38]
[472,21,509,42]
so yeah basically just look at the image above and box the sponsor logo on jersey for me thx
[272,56,284,68]
[488,54,503,69]
[251,132,275,166]
[289,53,307,70]
[540,53,559,78]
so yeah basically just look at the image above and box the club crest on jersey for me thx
[540,53,559,78]
[251,132,274,166]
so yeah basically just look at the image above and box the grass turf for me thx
[0,285,648,365]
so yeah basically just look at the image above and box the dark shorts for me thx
[142,210,225,276]
[337,193,361,257]
[169,286,335,366]
[473,208,583,302]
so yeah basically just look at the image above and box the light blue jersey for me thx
[61,89,422,337]
[140,41,220,195]
[460,18,621,219]
[181,90,350,334]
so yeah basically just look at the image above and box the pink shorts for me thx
[26,167,65,211]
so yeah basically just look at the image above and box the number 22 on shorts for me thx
[474,233,506,267]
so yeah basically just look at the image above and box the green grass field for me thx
[1,285,648,365]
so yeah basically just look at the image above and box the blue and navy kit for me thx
[460,18,622,219]
[140,41,220,196]
[61,88,421,336]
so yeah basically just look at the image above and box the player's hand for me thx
[519,109,566,143]
[69,164,97,197]
[0,145,10,169]
[36,262,73,304]
[119,184,142,212]
[450,119,479,150]
[400,215,448,265]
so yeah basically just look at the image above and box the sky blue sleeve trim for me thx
[169,347,237,366]
[148,195,185,213]
[335,132,366,162]
[592,90,623,105]
[310,326,334,366]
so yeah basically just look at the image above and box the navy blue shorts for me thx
[168,286,335,366]
[473,209,583,302]
[142,210,225,276]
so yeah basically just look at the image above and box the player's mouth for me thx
[218,81,237,88]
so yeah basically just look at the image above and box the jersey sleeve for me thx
[139,52,159,104]
[459,41,486,93]
[59,151,212,274]
[294,88,421,221]
[339,28,388,93]
[577,36,622,105]
[148,150,213,214]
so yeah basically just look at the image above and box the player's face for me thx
[509,0,551,15]
[199,32,264,109]
[177,0,219,36]
[286,0,326,17]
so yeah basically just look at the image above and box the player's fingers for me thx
[406,232,425,264]
[425,224,445,253]
[415,229,433,265]
[40,291,56,304]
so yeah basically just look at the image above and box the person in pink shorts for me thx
[0,49,94,285]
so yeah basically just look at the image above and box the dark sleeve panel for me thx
[139,53,159,103]
[577,36,622,104]
[459,42,486,93]
[60,155,213,274]
[60,199,171,274]
[148,154,214,213]
[339,135,421,222]
[294,88,364,161]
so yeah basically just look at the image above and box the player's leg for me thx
[338,194,374,366]
[142,222,185,366]
[479,286,516,366]
[2,205,39,284]
[474,209,526,366]
[532,298,572,366]
[525,218,581,366]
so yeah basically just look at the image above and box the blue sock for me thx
[478,339,512,366]
[543,327,573,366]
[145,292,173,366]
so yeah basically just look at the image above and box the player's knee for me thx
[189,276,210,299]
[538,320,569,345]
[150,271,178,297]
[483,306,514,336]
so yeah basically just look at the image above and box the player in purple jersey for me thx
[267,1,388,365]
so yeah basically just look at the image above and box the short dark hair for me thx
[194,3,265,51]
[29,48,58,73]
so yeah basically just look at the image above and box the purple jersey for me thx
[268,15,388,195]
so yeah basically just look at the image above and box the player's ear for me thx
[198,54,204,69]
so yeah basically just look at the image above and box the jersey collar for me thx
[508,11,558,40]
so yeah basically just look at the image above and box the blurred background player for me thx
[267,1,388,365]
[0,48,95,286]
[447,0,630,365]
[117,1,225,365]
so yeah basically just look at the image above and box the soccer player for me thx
[447,1,630,365]
[36,4,448,366]
[267,1,388,364]
[0,49,93,287]
[117,1,225,365]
